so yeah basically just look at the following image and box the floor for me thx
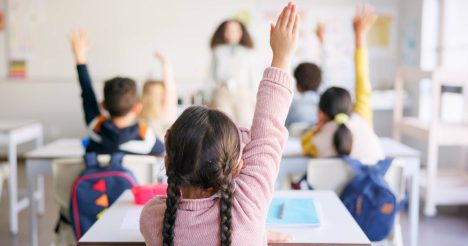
[1,164,468,246]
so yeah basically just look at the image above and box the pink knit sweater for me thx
[140,67,293,246]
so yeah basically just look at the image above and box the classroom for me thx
[0,0,467,245]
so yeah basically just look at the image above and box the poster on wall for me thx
[6,0,45,78]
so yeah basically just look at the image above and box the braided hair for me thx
[163,106,241,246]
[319,87,353,155]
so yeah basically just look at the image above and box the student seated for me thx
[286,23,330,134]
[301,4,384,163]
[139,51,178,138]
[286,62,322,128]
[140,3,298,245]
[70,30,164,155]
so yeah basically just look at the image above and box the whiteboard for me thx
[7,0,397,85]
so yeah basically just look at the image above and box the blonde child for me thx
[301,4,384,163]
[140,3,299,245]
[139,51,178,138]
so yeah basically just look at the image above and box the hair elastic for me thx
[334,113,349,125]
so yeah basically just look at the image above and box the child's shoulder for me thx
[141,195,167,216]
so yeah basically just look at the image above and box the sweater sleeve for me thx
[234,67,293,218]
[353,49,373,127]
[301,128,319,157]
[77,64,101,125]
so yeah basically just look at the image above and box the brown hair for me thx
[210,19,254,50]
[162,106,241,246]
[103,77,138,117]
[294,63,322,92]
[139,80,165,120]
[319,87,353,155]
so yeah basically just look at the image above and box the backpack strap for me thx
[376,158,393,176]
[110,152,125,168]
[84,152,99,168]
[342,156,364,176]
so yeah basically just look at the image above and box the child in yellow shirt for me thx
[301,4,384,163]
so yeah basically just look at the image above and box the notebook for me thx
[266,198,320,226]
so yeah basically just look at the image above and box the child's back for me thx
[140,4,299,245]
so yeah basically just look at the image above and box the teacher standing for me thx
[209,19,257,128]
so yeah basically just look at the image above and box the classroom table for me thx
[26,138,84,246]
[78,190,371,246]
[279,137,421,246]
[0,120,43,235]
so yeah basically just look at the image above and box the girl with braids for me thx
[140,3,299,245]
[301,4,384,163]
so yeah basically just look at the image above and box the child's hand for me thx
[267,230,293,243]
[353,4,377,48]
[70,29,90,65]
[0,11,4,32]
[315,22,325,45]
[154,50,167,63]
[270,2,300,70]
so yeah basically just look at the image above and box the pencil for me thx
[279,202,285,219]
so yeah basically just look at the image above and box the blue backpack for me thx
[70,152,137,239]
[340,156,398,242]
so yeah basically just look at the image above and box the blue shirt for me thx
[285,90,320,128]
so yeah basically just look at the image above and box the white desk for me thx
[279,137,420,246]
[26,138,84,246]
[0,120,43,234]
[79,190,371,246]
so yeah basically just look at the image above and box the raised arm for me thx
[316,22,331,92]
[70,29,101,125]
[154,51,177,123]
[235,3,299,214]
[352,5,376,127]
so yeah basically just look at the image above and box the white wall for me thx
[0,0,401,150]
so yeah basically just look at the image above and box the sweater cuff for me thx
[262,67,294,93]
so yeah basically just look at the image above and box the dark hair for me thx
[210,19,254,49]
[103,77,138,117]
[162,106,241,246]
[319,87,353,155]
[294,63,322,92]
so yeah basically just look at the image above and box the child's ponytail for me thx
[319,87,354,156]
[163,106,241,246]
[162,177,181,246]
[332,113,353,155]
[219,174,233,246]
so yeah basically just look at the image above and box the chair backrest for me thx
[53,155,163,211]
[306,158,405,200]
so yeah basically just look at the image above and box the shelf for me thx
[420,169,468,205]
[395,117,468,145]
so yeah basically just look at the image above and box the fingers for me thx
[275,5,287,28]
[286,3,297,31]
[292,13,300,37]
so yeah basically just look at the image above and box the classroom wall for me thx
[1,0,402,154]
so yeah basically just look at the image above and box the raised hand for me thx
[353,4,377,49]
[70,29,90,64]
[315,22,325,45]
[270,2,300,70]
[154,50,168,64]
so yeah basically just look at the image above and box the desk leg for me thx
[27,160,39,246]
[408,158,420,246]
[8,142,18,235]
[35,133,45,216]
[37,176,45,215]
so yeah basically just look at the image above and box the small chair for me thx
[306,158,405,246]
[53,155,163,246]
